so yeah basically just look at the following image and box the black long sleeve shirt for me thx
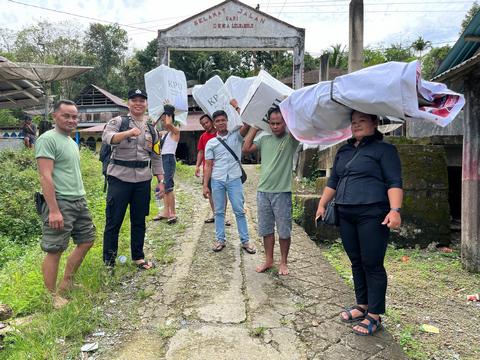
[327,135,403,205]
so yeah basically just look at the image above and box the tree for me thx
[325,44,348,69]
[460,1,480,34]
[421,45,452,79]
[83,23,129,96]
[363,48,386,67]
[384,43,414,62]
[411,36,432,58]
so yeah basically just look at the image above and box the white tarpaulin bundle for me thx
[225,75,256,108]
[280,60,465,145]
[192,75,243,131]
[145,65,188,124]
[241,70,294,132]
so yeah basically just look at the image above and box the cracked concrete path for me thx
[104,165,406,360]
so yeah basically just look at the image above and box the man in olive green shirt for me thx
[35,100,95,308]
[243,106,299,275]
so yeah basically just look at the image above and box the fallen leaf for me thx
[401,255,409,263]
[81,342,99,352]
[420,324,439,334]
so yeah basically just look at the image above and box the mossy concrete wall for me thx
[293,194,340,242]
[294,142,451,248]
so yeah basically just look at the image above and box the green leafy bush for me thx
[0,150,41,265]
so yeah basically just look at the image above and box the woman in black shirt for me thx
[316,110,403,336]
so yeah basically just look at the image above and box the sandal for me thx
[242,243,257,254]
[212,241,226,252]
[135,260,155,270]
[167,217,177,225]
[204,217,215,223]
[340,305,367,323]
[225,220,231,226]
[153,215,167,221]
[352,314,382,336]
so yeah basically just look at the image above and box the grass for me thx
[321,242,480,360]
[157,325,177,339]
[249,326,267,337]
[0,153,194,359]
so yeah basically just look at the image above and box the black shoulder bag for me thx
[322,147,364,226]
[216,137,247,184]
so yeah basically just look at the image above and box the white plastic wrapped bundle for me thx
[192,75,243,131]
[280,60,465,145]
[279,82,352,145]
[144,65,188,124]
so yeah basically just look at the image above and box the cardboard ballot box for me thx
[145,65,188,124]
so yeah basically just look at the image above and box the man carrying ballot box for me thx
[242,106,299,275]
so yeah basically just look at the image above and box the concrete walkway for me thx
[105,165,406,360]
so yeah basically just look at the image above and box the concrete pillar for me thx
[348,0,364,72]
[158,46,170,66]
[461,76,480,272]
[292,33,305,89]
[319,54,330,81]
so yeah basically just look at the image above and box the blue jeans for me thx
[211,177,249,244]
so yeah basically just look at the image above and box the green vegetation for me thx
[292,196,304,224]
[0,150,198,359]
[249,326,267,337]
[157,325,177,339]
[0,109,22,127]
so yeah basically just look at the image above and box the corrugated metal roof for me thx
[434,10,480,77]
[432,51,480,81]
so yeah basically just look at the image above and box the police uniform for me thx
[102,89,163,266]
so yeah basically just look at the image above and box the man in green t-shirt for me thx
[35,100,95,308]
[243,106,299,275]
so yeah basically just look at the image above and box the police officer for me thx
[102,88,165,270]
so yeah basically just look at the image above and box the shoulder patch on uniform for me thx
[110,119,117,126]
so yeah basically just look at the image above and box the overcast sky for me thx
[1,0,475,55]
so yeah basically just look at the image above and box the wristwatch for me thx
[390,208,401,213]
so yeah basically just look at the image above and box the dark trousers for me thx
[337,203,390,314]
[103,176,151,266]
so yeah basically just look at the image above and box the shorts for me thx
[40,198,96,253]
[257,191,293,239]
[162,154,176,193]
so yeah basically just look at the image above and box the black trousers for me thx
[337,203,390,314]
[103,176,151,266]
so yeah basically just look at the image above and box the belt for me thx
[111,159,150,168]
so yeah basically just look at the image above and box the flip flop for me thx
[135,260,155,270]
[242,243,257,254]
[167,217,177,225]
[225,220,231,226]
[212,242,226,252]
[204,217,215,223]
[153,215,167,221]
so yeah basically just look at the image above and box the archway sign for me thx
[157,0,305,89]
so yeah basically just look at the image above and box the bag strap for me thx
[217,137,241,164]
[160,131,169,148]
[146,123,158,144]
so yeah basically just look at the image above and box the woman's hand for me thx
[382,210,401,229]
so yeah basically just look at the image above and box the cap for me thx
[128,88,148,100]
